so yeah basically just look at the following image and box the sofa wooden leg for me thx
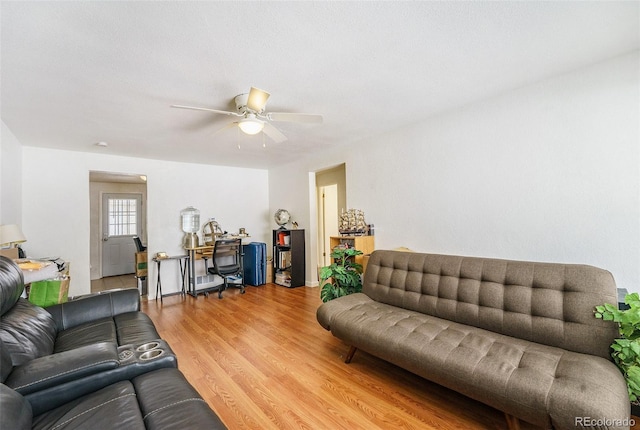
[505,413,521,430]
[345,346,357,363]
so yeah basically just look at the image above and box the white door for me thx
[102,193,141,277]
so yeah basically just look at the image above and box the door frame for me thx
[318,184,339,267]
[89,171,148,280]
[101,192,143,277]
[314,164,347,278]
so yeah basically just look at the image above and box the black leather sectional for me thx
[0,256,226,429]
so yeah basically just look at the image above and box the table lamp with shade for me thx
[0,224,27,258]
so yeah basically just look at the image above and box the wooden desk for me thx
[184,237,249,298]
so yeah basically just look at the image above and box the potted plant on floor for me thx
[320,247,363,303]
[595,292,640,414]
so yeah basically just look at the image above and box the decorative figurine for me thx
[339,209,367,236]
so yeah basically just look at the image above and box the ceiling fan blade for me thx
[171,104,242,117]
[211,121,238,137]
[262,122,287,143]
[267,112,323,124]
[246,87,270,112]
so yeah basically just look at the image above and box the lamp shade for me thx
[238,116,264,135]
[0,224,26,246]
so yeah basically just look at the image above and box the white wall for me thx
[269,165,322,285]
[21,148,269,297]
[270,52,640,292]
[0,121,23,224]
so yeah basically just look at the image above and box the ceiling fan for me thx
[171,87,323,143]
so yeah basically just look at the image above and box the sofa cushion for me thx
[0,299,56,366]
[53,311,160,353]
[322,293,629,429]
[133,368,227,429]
[31,380,145,430]
[28,369,227,430]
[114,312,160,345]
[54,317,116,353]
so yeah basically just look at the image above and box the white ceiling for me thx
[2,1,638,169]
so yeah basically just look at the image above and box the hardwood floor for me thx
[141,284,545,429]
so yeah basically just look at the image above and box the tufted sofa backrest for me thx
[363,250,619,359]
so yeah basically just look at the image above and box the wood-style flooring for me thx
[139,284,580,430]
[90,273,138,294]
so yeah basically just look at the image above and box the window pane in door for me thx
[108,198,137,236]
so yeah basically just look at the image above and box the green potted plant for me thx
[320,247,363,303]
[595,292,640,409]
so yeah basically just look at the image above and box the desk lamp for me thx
[0,224,27,258]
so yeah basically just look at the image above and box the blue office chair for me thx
[207,238,245,299]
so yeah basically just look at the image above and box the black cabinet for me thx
[273,229,305,288]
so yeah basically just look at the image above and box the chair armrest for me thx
[46,289,140,331]
[5,342,119,395]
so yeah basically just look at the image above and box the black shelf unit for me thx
[272,229,305,288]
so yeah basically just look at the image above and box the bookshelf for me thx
[273,229,305,288]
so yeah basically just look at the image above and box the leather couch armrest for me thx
[25,342,178,416]
[4,342,119,395]
[46,289,140,331]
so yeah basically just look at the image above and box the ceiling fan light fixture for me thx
[238,116,264,135]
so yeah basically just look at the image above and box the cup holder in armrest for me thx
[136,342,161,352]
[118,340,173,365]
[139,349,164,360]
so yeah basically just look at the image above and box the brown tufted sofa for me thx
[317,250,630,430]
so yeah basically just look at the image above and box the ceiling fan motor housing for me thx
[234,93,250,114]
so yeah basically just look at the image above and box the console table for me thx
[152,254,188,301]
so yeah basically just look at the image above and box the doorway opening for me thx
[315,164,346,270]
[101,193,142,277]
[89,171,147,292]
